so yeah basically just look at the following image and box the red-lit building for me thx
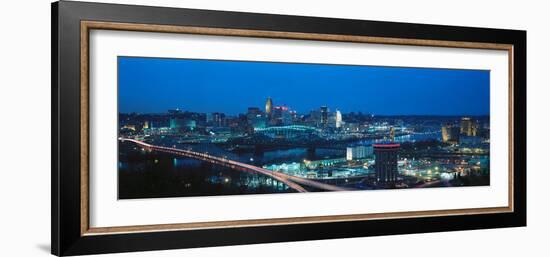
[373,143,400,185]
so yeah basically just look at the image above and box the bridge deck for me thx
[120,138,351,193]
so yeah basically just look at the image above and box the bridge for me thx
[120,138,351,193]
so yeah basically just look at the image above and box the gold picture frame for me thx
[79,20,514,236]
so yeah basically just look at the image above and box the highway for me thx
[120,138,352,193]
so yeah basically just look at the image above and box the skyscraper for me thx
[246,107,265,131]
[335,110,343,128]
[460,117,477,136]
[374,143,400,185]
[265,97,273,119]
[441,124,460,144]
[247,107,261,115]
[271,106,281,125]
[211,112,226,127]
[169,117,183,129]
[320,106,329,127]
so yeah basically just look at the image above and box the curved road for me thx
[120,138,351,193]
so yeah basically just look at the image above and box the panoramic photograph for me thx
[117,56,490,199]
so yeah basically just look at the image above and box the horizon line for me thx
[119,111,490,117]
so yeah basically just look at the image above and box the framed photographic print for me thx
[52,1,526,256]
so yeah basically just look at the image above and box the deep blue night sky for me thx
[118,57,489,116]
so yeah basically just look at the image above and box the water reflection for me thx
[118,141,297,199]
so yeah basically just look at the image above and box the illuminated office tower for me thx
[211,112,226,127]
[265,97,273,119]
[460,117,477,136]
[335,110,343,128]
[460,117,471,135]
[281,107,293,125]
[374,143,400,185]
[250,115,267,130]
[471,122,479,136]
[320,106,329,127]
[271,106,282,125]
[441,124,460,144]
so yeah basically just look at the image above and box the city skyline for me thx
[118,57,490,116]
[118,56,490,198]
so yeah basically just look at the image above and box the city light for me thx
[119,97,490,196]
